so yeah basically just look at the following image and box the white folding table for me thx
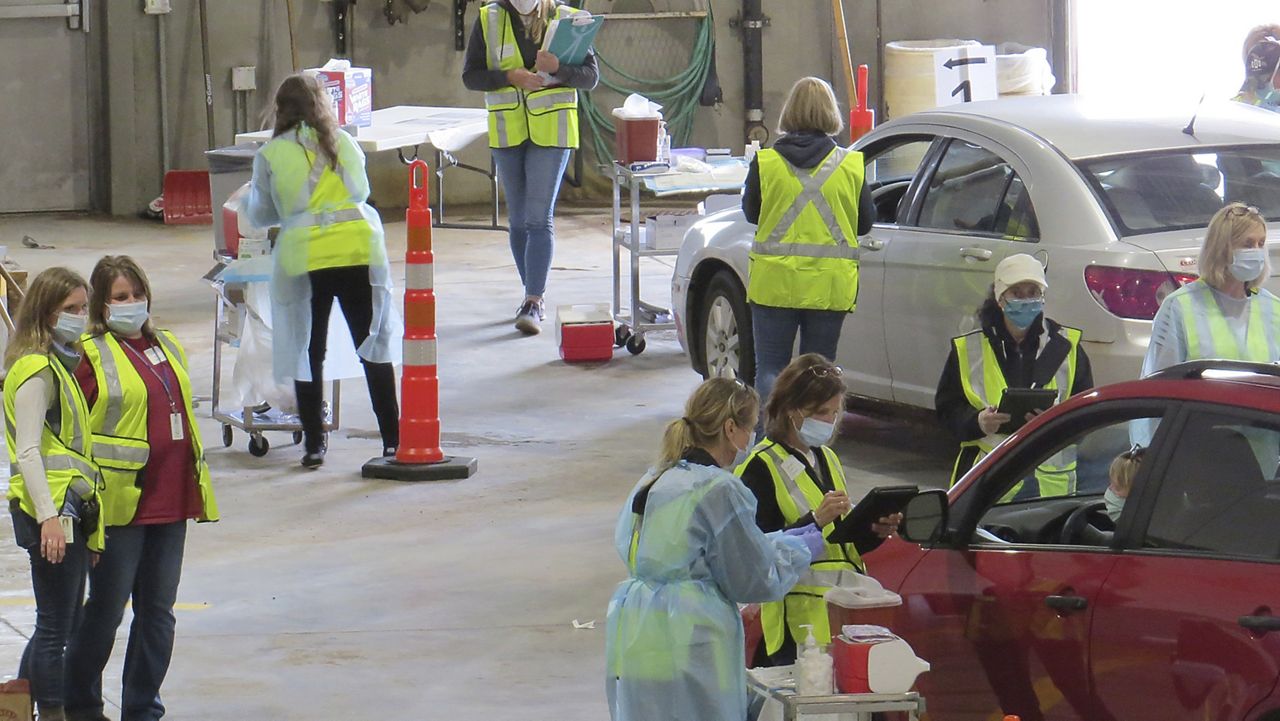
[236,105,501,230]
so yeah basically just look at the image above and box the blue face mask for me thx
[1229,248,1267,282]
[1104,486,1126,523]
[798,416,835,448]
[52,312,86,346]
[106,300,150,335]
[1002,298,1044,330]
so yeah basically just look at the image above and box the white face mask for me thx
[797,416,836,448]
[106,300,150,335]
[1103,487,1126,522]
[52,312,87,346]
[509,0,539,14]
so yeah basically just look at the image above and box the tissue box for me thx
[556,304,614,363]
[308,62,372,127]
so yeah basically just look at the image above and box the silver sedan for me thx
[671,94,1280,412]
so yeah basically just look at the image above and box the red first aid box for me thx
[307,64,373,127]
[556,304,614,363]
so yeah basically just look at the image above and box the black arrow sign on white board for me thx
[943,56,988,70]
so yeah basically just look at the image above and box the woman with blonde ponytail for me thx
[605,378,824,721]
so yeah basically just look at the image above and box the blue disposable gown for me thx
[605,458,810,721]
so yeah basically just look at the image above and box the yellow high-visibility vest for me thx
[479,2,581,149]
[1174,279,1280,362]
[951,325,1082,497]
[737,439,864,655]
[749,146,864,311]
[81,331,219,527]
[4,353,105,552]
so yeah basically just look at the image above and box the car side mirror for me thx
[898,489,948,545]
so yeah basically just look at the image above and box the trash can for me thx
[206,144,259,258]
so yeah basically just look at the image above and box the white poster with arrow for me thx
[933,44,998,108]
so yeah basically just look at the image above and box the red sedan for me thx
[879,360,1280,721]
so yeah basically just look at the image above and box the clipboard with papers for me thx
[541,11,603,67]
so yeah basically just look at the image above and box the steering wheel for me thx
[1059,501,1114,545]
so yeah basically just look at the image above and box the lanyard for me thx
[119,340,179,414]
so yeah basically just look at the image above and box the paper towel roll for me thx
[884,39,981,119]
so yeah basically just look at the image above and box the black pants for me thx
[295,265,399,452]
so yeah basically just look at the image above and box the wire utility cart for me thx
[209,254,340,457]
[746,667,926,721]
[610,161,679,356]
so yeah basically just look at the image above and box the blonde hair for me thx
[1108,450,1142,497]
[87,255,155,339]
[765,354,846,441]
[1200,203,1269,291]
[656,378,759,471]
[5,267,88,368]
[777,76,843,137]
[515,0,558,43]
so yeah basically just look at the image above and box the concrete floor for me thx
[0,208,953,720]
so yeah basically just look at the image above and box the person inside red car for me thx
[935,254,1094,496]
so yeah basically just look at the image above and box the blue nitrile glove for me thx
[784,523,826,562]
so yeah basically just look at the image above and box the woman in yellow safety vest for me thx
[606,377,820,721]
[246,72,401,468]
[1145,203,1280,375]
[742,76,874,408]
[935,254,1093,494]
[462,0,599,335]
[63,255,218,721]
[4,267,104,721]
[736,353,900,666]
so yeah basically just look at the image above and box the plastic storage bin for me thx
[556,304,614,363]
[615,117,660,164]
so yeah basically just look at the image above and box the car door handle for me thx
[1045,595,1088,612]
[861,238,885,251]
[960,247,993,261]
[1239,615,1280,633]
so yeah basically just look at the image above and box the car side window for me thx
[1142,411,1280,560]
[995,175,1040,241]
[862,138,934,225]
[972,413,1164,546]
[917,140,1028,237]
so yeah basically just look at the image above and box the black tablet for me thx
[845,485,919,530]
[996,387,1059,434]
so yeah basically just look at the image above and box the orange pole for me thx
[396,160,445,464]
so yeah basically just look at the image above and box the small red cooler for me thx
[556,304,614,363]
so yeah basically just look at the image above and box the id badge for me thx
[146,346,168,365]
[170,412,185,441]
[58,515,74,544]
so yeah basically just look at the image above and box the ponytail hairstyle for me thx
[656,377,759,472]
[87,255,156,340]
[270,72,341,170]
[764,353,846,440]
[5,267,88,369]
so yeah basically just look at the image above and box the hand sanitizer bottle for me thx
[795,624,833,696]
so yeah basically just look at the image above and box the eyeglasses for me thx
[1225,203,1262,219]
[1121,443,1146,461]
[808,365,844,378]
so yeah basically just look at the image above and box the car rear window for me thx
[1078,146,1280,236]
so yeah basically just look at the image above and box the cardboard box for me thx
[642,211,699,251]
[556,304,614,363]
[0,679,33,721]
[308,63,372,128]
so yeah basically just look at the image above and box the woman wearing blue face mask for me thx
[935,253,1093,492]
[735,353,901,667]
[64,255,218,721]
[1144,203,1280,376]
[4,267,104,721]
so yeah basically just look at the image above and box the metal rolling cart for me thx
[746,668,926,721]
[208,252,340,458]
[610,161,679,355]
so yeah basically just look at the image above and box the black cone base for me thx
[361,455,477,481]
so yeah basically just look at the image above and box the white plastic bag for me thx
[611,93,663,120]
[995,42,1055,96]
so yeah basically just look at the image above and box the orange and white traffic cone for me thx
[363,160,477,481]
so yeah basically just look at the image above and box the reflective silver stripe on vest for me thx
[485,90,521,107]
[558,108,569,147]
[961,333,988,404]
[154,333,185,370]
[1261,294,1280,360]
[88,336,125,436]
[303,207,364,228]
[92,440,149,466]
[494,110,510,147]
[406,263,434,291]
[404,338,438,367]
[482,5,504,68]
[761,147,854,251]
[525,89,576,111]
[42,453,98,481]
[296,141,329,214]
[750,240,860,260]
[58,363,87,455]
[764,444,811,513]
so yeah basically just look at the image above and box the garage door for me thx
[0,0,92,212]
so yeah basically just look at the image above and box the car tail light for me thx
[1083,265,1198,320]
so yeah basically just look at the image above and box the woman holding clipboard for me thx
[461,0,599,335]
[935,254,1093,495]
[735,353,903,667]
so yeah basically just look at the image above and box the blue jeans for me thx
[751,303,846,412]
[11,505,88,709]
[491,142,571,298]
[65,522,187,721]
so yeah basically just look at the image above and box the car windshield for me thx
[1079,146,1280,236]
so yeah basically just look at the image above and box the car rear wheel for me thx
[699,271,754,383]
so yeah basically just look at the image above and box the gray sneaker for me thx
[514,299,544,335]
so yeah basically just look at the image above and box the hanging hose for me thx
[581,10,716,167]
